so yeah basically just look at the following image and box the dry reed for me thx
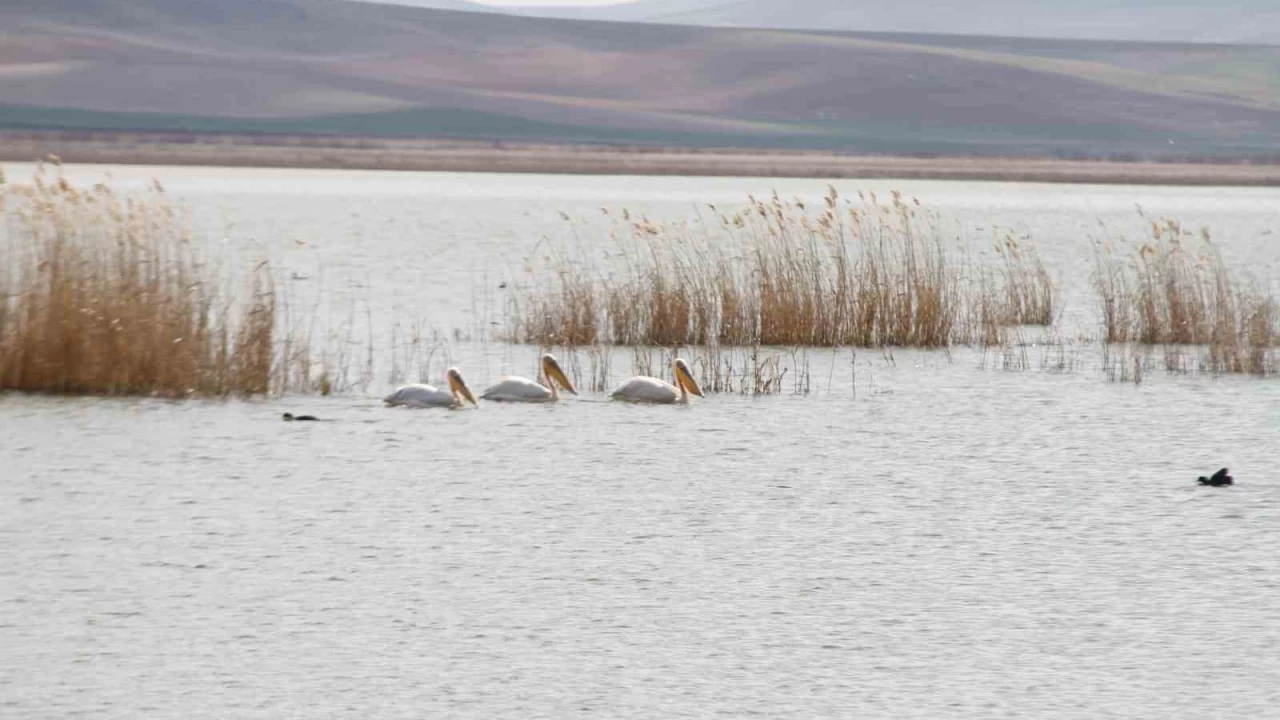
[0,162,300,396]
[1093,218,1277,376]
[510,188,1054,350]
[6,161,1268,399]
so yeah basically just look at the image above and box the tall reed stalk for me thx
[0,162,301,396]
[1092,218,1277,376]
[511,188,1054,349]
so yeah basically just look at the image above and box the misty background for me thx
[2,0,1278,158]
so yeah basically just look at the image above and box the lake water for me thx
[2,164,1279,718]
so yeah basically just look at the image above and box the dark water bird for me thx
[282,412,319,422]
[1197,468,1234,487]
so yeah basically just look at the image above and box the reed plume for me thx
[0,162,300,396]
[511,188,1054,349]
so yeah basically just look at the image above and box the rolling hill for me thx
[3,0,1280,159]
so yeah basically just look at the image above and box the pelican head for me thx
[541,353,578,396]
[673,358,704,398]
[446,367,479,407]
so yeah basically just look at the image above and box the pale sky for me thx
[473,0,632,6]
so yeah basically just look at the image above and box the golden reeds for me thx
[0,163,293,396]
[1092,219,1277,376]
[5,161,1269,399]
[511,188,1053,350]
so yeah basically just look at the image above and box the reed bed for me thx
[0,165,807,398]
[510,188,1054,350]
[0,162,309,397]
[3,160,1271,399]
[1093,218,1277,376]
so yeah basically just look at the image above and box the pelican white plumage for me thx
[481,353,578,403]
[610,357,704,404]
[383,367,478,409]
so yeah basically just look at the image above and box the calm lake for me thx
[2,164,1279,718]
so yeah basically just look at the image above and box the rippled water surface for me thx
[3,165,1280,718]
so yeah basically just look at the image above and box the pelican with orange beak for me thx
[610,357,704,404]
[481,353,578,403]
[383,367,479,409]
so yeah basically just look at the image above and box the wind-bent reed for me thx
[510,188,1054,349]
[0,162,301,396]
[1093,218,1277,376]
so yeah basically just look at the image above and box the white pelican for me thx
[610,357,704,404]
[481,353,578,403]
[383,367,478,409]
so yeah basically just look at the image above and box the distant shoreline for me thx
[3,131,1280,186]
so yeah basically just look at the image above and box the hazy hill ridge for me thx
[2,0,1279,158]
[508,0,1280,45]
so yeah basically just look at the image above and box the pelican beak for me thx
[544,357,578,395]
[449,373,479,407]
[676,362,704,398]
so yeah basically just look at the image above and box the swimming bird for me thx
[1197,468,1234,487]
[610,357,704,404]
[383,368,479,409]
[282,412,319,421]
[481,353,578,403]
